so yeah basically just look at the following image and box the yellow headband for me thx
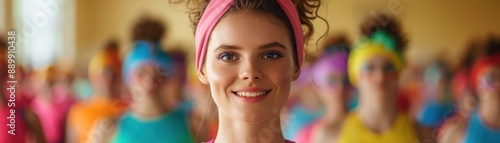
[88,50,121,76]
[32,66,57,86]
[348,42,404,87]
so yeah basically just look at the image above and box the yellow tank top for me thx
[338,111,419,143]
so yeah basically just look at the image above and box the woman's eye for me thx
[361,64,374,71]
[383,64,396,72]
[262,52,283,60]
[327,78,342,85]
[480,73,499,84]
[218,52,238,61]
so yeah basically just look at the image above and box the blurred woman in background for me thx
[30,65,76,143]
[337,15,425,142]
[439,36,500,143]
[92,17,195,143]
[164,49,188,111]
[283,63,323,141]
[296,36,351,143]
[449,39,485,121]
[415,61,455,129]
[66,41,127,143]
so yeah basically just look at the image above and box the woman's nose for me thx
[239,60,263,81]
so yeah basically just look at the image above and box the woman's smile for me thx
[231,88,272,103]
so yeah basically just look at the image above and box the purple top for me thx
[207,140,295,143]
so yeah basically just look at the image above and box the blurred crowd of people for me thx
[0,13,499,143]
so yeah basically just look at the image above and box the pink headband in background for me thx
[312,52,349,89]
[194,0,304,73]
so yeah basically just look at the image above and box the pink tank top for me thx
[295,120,320,143]
[31,91,75,143]
[0,106,29,143]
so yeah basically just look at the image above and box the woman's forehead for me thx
[209,11,292,50]
[480,65,500,75]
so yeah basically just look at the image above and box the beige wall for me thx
[76,0,193,71]
[2,0,13,32]
[400,0,500,67]
[71,0,500,71]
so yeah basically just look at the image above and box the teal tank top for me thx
[111,110,195,143]
[463,111,500,143]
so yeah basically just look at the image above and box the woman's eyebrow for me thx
[214,42,286,52]
[260,42,287,50]
[214,44,241,52]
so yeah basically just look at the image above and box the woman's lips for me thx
[231,89,272,103]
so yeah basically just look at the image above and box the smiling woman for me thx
[206,11,295,123]
[188,0,323,143]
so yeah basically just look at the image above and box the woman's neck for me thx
[358,95,397,133]
[131,94,170,119]
[299,93,321,110]
[479,99,500,128]
[39,89,53,101]
[322,102,347,126]
[95,89,115,99]
[214,111,286,143]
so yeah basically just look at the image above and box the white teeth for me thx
[235,91,266,97]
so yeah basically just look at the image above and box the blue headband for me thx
[122,41,175,85]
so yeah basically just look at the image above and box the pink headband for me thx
[195,0,304,73]
[470,53,500,90]
[312,53,349,88]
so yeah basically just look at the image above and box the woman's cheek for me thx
[208,65,230,84]
[358,71,372,87]
[205,60,236,103]
[477,84,500,98]
[386,73,399,85]
[275,68,295,104]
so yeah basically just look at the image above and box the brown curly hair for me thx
[187,0,324,66]
[320,34,350,53]
[132,17,167,42]
[360,13,407,52]
[461,34,500,69]
[484,34,500,56]
[0,36,6,51]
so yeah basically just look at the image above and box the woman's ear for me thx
[198,66,209,84]
[292,66,301,81]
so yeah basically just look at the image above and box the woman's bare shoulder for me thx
[437,115,467,143]
[88,116,120,143]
